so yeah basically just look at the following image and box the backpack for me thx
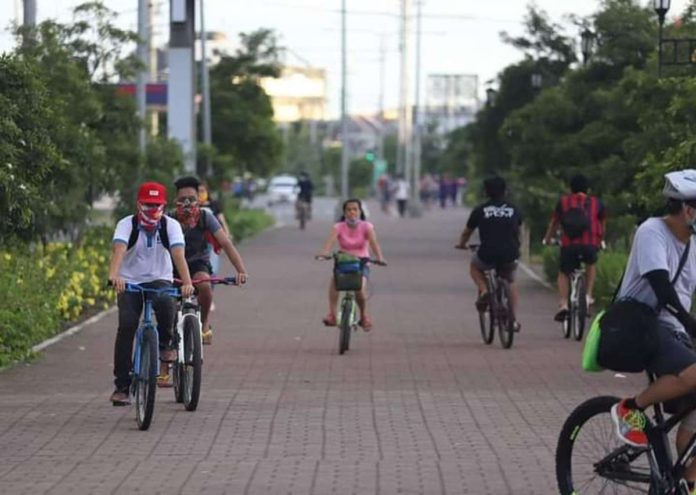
[561,197,591,240]
[127,215,170,251]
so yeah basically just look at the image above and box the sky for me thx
[2,0,692,118]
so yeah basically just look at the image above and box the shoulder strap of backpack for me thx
[127,215,139,250]
[159,217,170,251]
[672,239,691,285]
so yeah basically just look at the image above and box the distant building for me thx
[425,74,480,134]
[260,66,328,123]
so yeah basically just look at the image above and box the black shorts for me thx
[471,254,518,282]
[648,328,696,415]
[175,260,212,279]
[560,245,598,274]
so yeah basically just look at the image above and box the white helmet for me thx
[663,169,696,200]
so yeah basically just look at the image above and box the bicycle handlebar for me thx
[315,254,387,267]
[122,282,180,297]
[173,276,237,286]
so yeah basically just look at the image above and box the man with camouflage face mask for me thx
[170,176,248,350]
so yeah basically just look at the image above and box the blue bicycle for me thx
[124,283,179,430]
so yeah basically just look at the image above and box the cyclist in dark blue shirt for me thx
[296,172,315,221]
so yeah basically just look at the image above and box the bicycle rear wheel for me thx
[496,280,514,349]
[562,291,572,339]
[556,396,653,494]
[181,316,202,411]
[135,329,158,430]
[299,203,306,230]
[478,292,494,345]
[339,298,352,355]
[573,275,587,341]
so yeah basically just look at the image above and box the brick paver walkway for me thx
[0,202,641,494]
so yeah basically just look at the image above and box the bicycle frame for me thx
[133,298,158,379]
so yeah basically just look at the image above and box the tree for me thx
[209,29,284,180]
[0,55,61,242]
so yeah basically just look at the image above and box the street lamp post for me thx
[580,28,595,65]
[485,88,497,107]
[654,0,671,77]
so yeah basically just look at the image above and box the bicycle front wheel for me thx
[135,329,158,430]
[496,281,514,349]
[573,275,587,341]
[556,396,653,495]
[339,298,352,355]
[182,316,202,411]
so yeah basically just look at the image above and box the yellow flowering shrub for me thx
[0,226,115,366]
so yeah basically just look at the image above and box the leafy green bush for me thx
[0,226,114,367]
[594,251,628,309]
[225,207,274,243]
[541,246,628,310]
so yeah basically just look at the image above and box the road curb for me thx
[31,306,117,353]
[519,261,553,290]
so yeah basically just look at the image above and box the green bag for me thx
[581,310,606,372]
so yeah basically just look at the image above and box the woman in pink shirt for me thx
[317,199,386,330]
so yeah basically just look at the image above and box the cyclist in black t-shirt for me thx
[456,176,523,330]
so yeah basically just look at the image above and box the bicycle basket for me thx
[334,253,363,291]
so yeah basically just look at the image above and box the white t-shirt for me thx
[395,179,410,200]
[112,215,185,284]
[617,217,696,333]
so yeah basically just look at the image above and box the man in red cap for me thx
[107,181,194,406]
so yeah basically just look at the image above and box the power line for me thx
[255,1,518,24]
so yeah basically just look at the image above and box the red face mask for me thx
[175,196,200,227]
[137,203,164,231]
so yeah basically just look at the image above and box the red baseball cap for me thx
[137,182,168,204]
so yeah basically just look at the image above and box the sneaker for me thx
[475,292,490,311]
[202,328,213,345]
[322,313,337,327]
[554,308,569,322]
[512,321,521,333]
[110,390,130,406]
[611,399,648,447]
[359,315,373,332]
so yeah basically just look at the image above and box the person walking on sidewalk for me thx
[395,175,410,218]
[316,198,386,331]
[107,182,194,405]
[456,176,523,331]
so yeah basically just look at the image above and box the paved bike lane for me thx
[0,202,642,494]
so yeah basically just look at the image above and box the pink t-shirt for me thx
[334,221,374,258]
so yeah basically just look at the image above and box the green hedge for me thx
[541,246,627,309]
[225,207,274,242]
[0,227,115,367]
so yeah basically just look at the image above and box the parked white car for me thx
[267,175,298,205]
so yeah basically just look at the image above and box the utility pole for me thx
[200,0,212,177]
[169,0,197,172]
[410,0,423,216]
[377,32,386,161]
[137,0,149,155]
[148,1,159,136]
[22,0,37,48]
[23,0,36,26]
[340,0,349,199]
[397,0,412,179]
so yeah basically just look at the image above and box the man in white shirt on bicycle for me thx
[107,182,194,406]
